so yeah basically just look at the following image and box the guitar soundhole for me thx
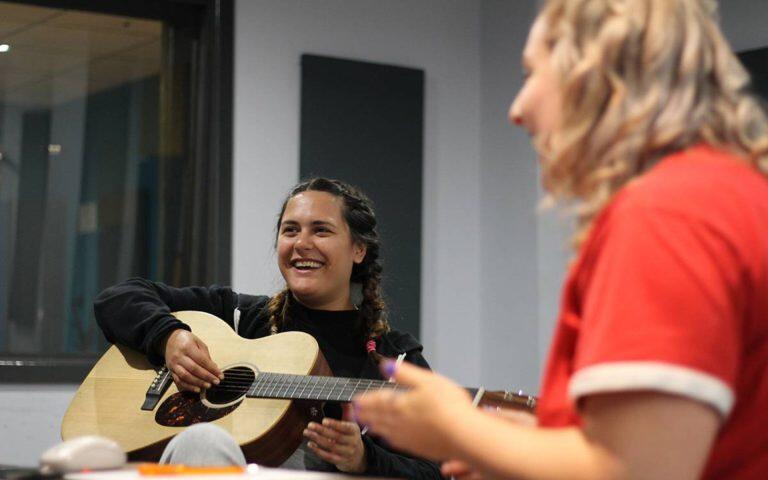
[205,366,255,405]
[156,392,241,427]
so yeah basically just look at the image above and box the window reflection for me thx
[0,2,162,355]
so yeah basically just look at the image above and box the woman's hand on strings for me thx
[353,360,474,460]
[162,329,224,392]
[304,405,367,473]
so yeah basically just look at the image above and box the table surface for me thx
[65,466,394,480]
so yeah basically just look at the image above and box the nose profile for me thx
[509,99,523,126]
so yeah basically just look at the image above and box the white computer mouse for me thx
[40,435,126,473]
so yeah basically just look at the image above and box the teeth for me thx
[294,260,323,269]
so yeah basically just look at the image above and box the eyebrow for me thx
[280,219,337,227]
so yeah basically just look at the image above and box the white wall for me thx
[0,385,77,466]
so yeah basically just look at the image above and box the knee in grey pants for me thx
[160,423,246,466]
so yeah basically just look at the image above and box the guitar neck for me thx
[243,373,537,412]
[245,373,396,403]
[466,387,537,411]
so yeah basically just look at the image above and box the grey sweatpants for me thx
[159,423,334,471]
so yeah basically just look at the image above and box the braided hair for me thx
[265,178,389,361]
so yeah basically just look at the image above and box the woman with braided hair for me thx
[94,177,441,478]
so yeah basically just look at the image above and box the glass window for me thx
[0,2,162,356]
[0,0,232,382]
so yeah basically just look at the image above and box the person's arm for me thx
[447,392,718,480]
[94,277,239,360]
[361,347,444,479]
[355,362,719,480]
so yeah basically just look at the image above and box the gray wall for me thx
[3,0,768,467]
[0,384,77,466]
[479,0,542,392]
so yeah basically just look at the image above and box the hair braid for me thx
[266,287,291,334]
[354,226,389,363]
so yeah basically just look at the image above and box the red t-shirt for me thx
[536,145,768,479]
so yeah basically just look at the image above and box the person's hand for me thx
[304,405,367,473]
[353,360,474,460]
[438,407,538,479]
[441,459,484,480]
[162,329,223,392]
[482,406,538,427]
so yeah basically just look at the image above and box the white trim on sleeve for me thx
[569,361,734,418]
[233,307,241,334]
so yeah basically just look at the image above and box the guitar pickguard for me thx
[155,392,241,427]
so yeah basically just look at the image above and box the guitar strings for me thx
[169,380,532,409]
[216,372,392,388]
[214,373,390,385]
[212,381,382,388]
[199,372,530,398]
[208,381,397,392]
[187,372,394,389]
[189,373,400,398]
[191,385,532,408]
[165,371,534,407]
[215,372,532,399]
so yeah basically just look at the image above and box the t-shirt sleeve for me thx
[570,197,744,418]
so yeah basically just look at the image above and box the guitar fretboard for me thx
[246,373,400,402]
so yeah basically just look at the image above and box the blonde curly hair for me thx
[537,0,768,249]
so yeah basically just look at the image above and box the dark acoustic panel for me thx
[299,54,424,337]
[740,47,768,102]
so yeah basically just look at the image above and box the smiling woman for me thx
[277,190,367,312]
[92,177,442,478]
[268,179,384,339]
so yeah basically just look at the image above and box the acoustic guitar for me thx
[62,311,537,466]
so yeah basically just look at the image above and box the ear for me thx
[353,243,367,264]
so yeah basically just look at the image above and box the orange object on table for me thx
[138,464,245,475]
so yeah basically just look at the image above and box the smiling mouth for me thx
[290,259,325,271]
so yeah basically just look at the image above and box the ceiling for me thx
[0,1,162,109]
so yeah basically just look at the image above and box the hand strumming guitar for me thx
[303,404,367,473]
[161,329,224,392]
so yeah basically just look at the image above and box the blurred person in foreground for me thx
[355,1,768,479]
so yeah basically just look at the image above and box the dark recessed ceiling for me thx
[0,1,161,108]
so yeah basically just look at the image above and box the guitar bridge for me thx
[141,366,172,411]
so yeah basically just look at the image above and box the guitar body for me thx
[62,311,331,466]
